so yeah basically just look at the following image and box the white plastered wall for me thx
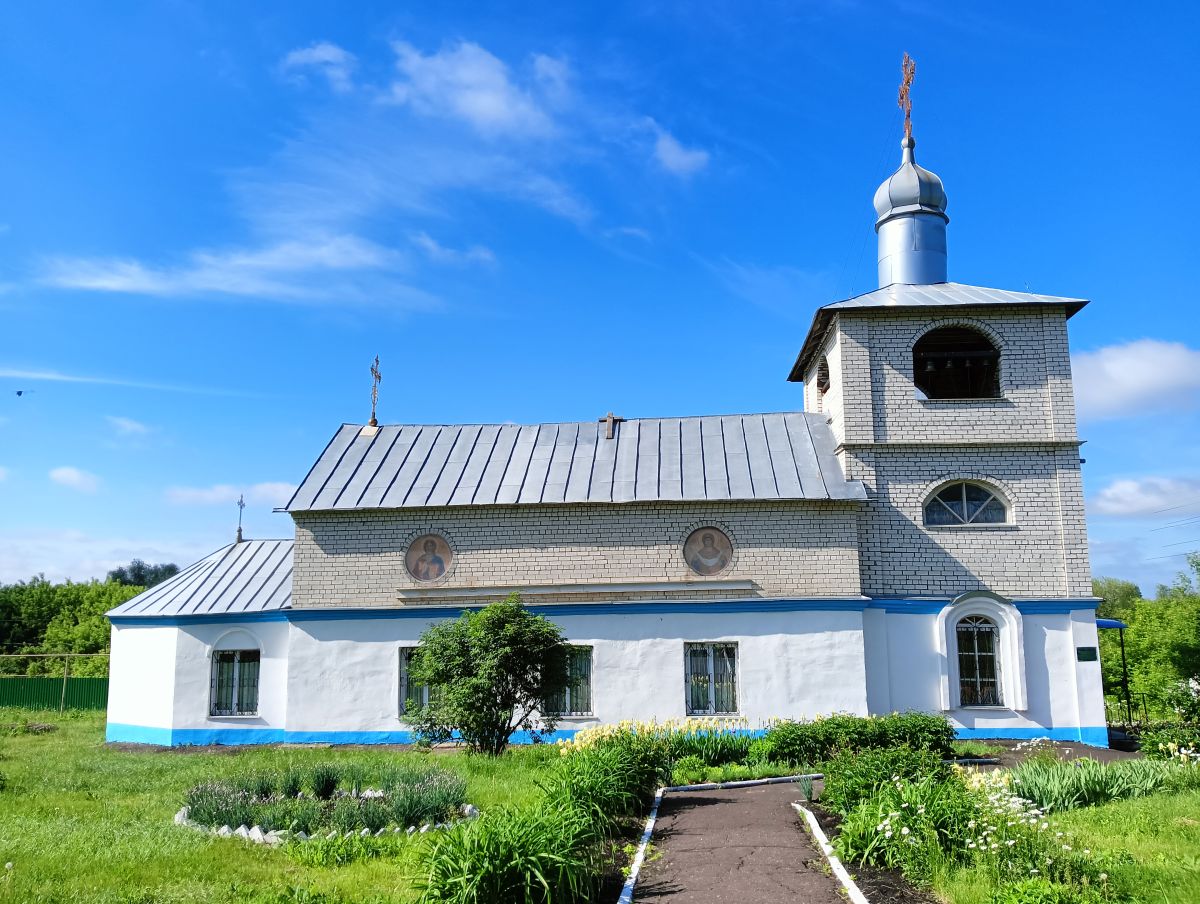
[107,624,179,730]
[283,608,870,733]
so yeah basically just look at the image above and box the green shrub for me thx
[821,745,949,814]
[666,729,753,766]
[1139,725,1200,759]
[309,764,341,800]
[234,771,278,799]
[185,782,259,829]
[278,768,303,799]
[671,755,707,786]
[546,744,643,839]
[1008,758,1185,812]
[746,737,773,764]
[761,712,955,765]
[416,803,597,904]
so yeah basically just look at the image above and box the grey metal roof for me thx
[789,282,1089,381]
[285,413,866,513]
[107,539,292,619]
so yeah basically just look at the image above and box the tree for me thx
[106,559,178,588]
[1093,576,1142,620]
[408,594,570,755]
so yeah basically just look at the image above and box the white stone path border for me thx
[618,773,827,903]
[791,802,871,904]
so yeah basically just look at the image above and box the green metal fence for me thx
[0,677,109,710]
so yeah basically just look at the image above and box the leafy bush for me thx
[821,745,949,814]
[1009,757,1200,811]
[1139,725,1200,759]
[671,755,707,786]
[763,712,955,766]
[416,803,597,904]
[746,737,773,764]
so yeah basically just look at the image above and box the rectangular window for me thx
[545,646,593,716]
[210,650,259,716]
[957,620,1002,706]
[685,642,738,715]
[399,647,430,717]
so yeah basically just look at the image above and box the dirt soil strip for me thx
[633,782,846,904]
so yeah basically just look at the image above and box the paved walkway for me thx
[633,782,845,904]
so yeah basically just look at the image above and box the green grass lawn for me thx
[934,789,1200,904]
[0,709,554,904]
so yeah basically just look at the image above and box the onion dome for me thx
[873,136,948,227]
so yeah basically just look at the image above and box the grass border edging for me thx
[791,803,871,904]
[619,773,825,902]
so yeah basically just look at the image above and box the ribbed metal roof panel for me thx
[107,539,293,618]
[285,413,866,512]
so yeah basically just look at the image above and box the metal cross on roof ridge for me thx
[369,355,382,427]
[898,52,916,140]
[599,411,625,440]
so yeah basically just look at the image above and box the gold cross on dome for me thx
[898,52,916,139]
[369,355,382,427]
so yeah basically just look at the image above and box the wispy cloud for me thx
[105,415,151,436]
[49,466,100,493]
[0,366,257,397]
[1090,476,1200,518]
[644,118,710,176]
[282,41,357,93]
[410,231,495,266]
[0,528,213,583]
[40,234,430,306]
[387,40,558,138]
[166,482,296,507]
[709,258,836,321]
[1073,339,1200,420]
[605,226,652,242]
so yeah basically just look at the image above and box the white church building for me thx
[105,124,1108,748]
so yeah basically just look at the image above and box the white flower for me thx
[1099,873,1108,881]
[1006,840,1016,846]
[901,827,910,835]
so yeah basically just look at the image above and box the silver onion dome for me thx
[874,135,949,286]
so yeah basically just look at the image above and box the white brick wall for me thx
[292,501,864,607]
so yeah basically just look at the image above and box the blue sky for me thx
[1,1,1198,593]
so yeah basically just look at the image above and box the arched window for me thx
[924,481,1008,526]
[956,615,1002,706]
[816,357,831,397]
[913,327,1000,399]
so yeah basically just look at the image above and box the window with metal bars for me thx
[398,647,431,717]
[924,481,1008,526]
[685,642,738,715]
[544,646,593,716]
[957,616,1002,706]
[210,649,259,716]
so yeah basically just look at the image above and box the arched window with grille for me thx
[913,326,1000,399]
[957,615,1002,706]
[924,481,1009,526]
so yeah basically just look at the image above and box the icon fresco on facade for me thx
[406,534,452,582]
[684,527,733,576]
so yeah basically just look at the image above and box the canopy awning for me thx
[1096,617,1128,630]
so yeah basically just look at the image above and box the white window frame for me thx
[684,642,739,715]
[545,646,593,717]
[923,480,1010,527]
[936,592,1028,712]
[209,649,259,717]
[398,646,430,717]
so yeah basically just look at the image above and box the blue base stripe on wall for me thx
[107,722,1108,749]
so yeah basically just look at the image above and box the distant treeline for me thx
[0,560,177,677]
[1095,554,1200,719]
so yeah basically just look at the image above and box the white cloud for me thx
[49,466,100,493]
[0,528,213,583]
[710,258,836,321]
[282,41,357,93]
[644,118,709,176]
[0,366,258,397]
[1073,339,1200,420]
[388,40,555,138]
[1090,476,1200,518]
[605,226,652,242]
[532,54,571,104]
[410,232,496,266]
[166,482,296,507]
[106,415,151,436]
[40,234,431,307]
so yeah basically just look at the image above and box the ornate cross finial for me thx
[235,494,246,544]
[898,52,916,139]
[369,355,382,427]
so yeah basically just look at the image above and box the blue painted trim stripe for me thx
[108,596,1101,627]
[105,723,581,746]
[955,726,1109,748]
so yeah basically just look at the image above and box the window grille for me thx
[685,642,738,715]
[957,616,1002,706]
[398,647,431,716]
[925,481,1008,526]
[545,646,593,716]
[210,650,259,716]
